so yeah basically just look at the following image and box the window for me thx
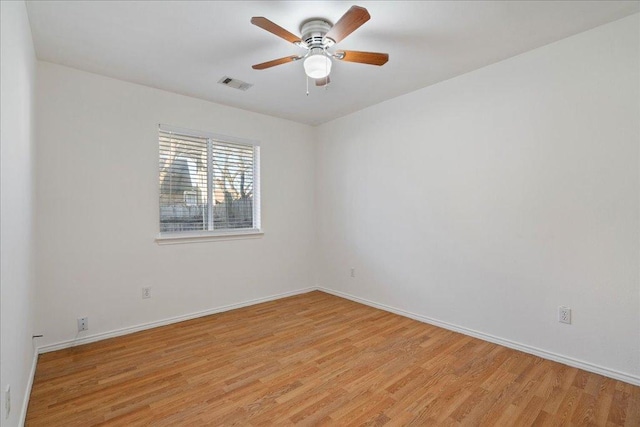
[158,125,260,239]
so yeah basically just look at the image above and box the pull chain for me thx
[306,75,309,96]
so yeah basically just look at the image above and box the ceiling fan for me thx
[251,5,389,87]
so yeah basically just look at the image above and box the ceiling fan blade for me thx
[336,50,389,66]
[324,6,370,44]
[252,55,300,70]
[315,76,331,86]
[251,17,301,44]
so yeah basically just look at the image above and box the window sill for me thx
[155,230,264,245]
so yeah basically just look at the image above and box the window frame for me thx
[155,124,262,245]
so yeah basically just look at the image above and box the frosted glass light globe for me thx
[303,54,332,79]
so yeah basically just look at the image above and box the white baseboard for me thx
[19,348,39,427]
[38,287,316,354]
[318,287,640,387]
[34,285,640,388]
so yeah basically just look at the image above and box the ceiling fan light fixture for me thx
[303,53,332,79]
[251,6,388,86]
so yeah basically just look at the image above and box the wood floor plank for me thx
[26,291,640,426]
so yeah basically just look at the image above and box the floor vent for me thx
[217,76,253,91]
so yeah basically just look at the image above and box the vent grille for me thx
[304,35,324,47]
[217,76,253,91]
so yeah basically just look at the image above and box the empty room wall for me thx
[316,14,640,381]
[1,0,38,423]
[35,62,316,349]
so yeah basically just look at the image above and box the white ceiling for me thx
[26,1,639,126]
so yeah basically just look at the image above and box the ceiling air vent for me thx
[217,76,253,91]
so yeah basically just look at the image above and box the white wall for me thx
[0,1,38,425]
[35,62,316,348]
[316,14,640,380]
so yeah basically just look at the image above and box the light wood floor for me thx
[27,291,640,426]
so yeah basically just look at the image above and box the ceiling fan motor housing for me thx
[300,20,333,49]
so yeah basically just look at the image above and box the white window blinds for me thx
[159,125,260,234]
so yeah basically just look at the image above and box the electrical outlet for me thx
[142,287,151,299]
[5,385,10,419]
[77,317,88,332]
[350,268,355,278]
[558,306,571,324]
